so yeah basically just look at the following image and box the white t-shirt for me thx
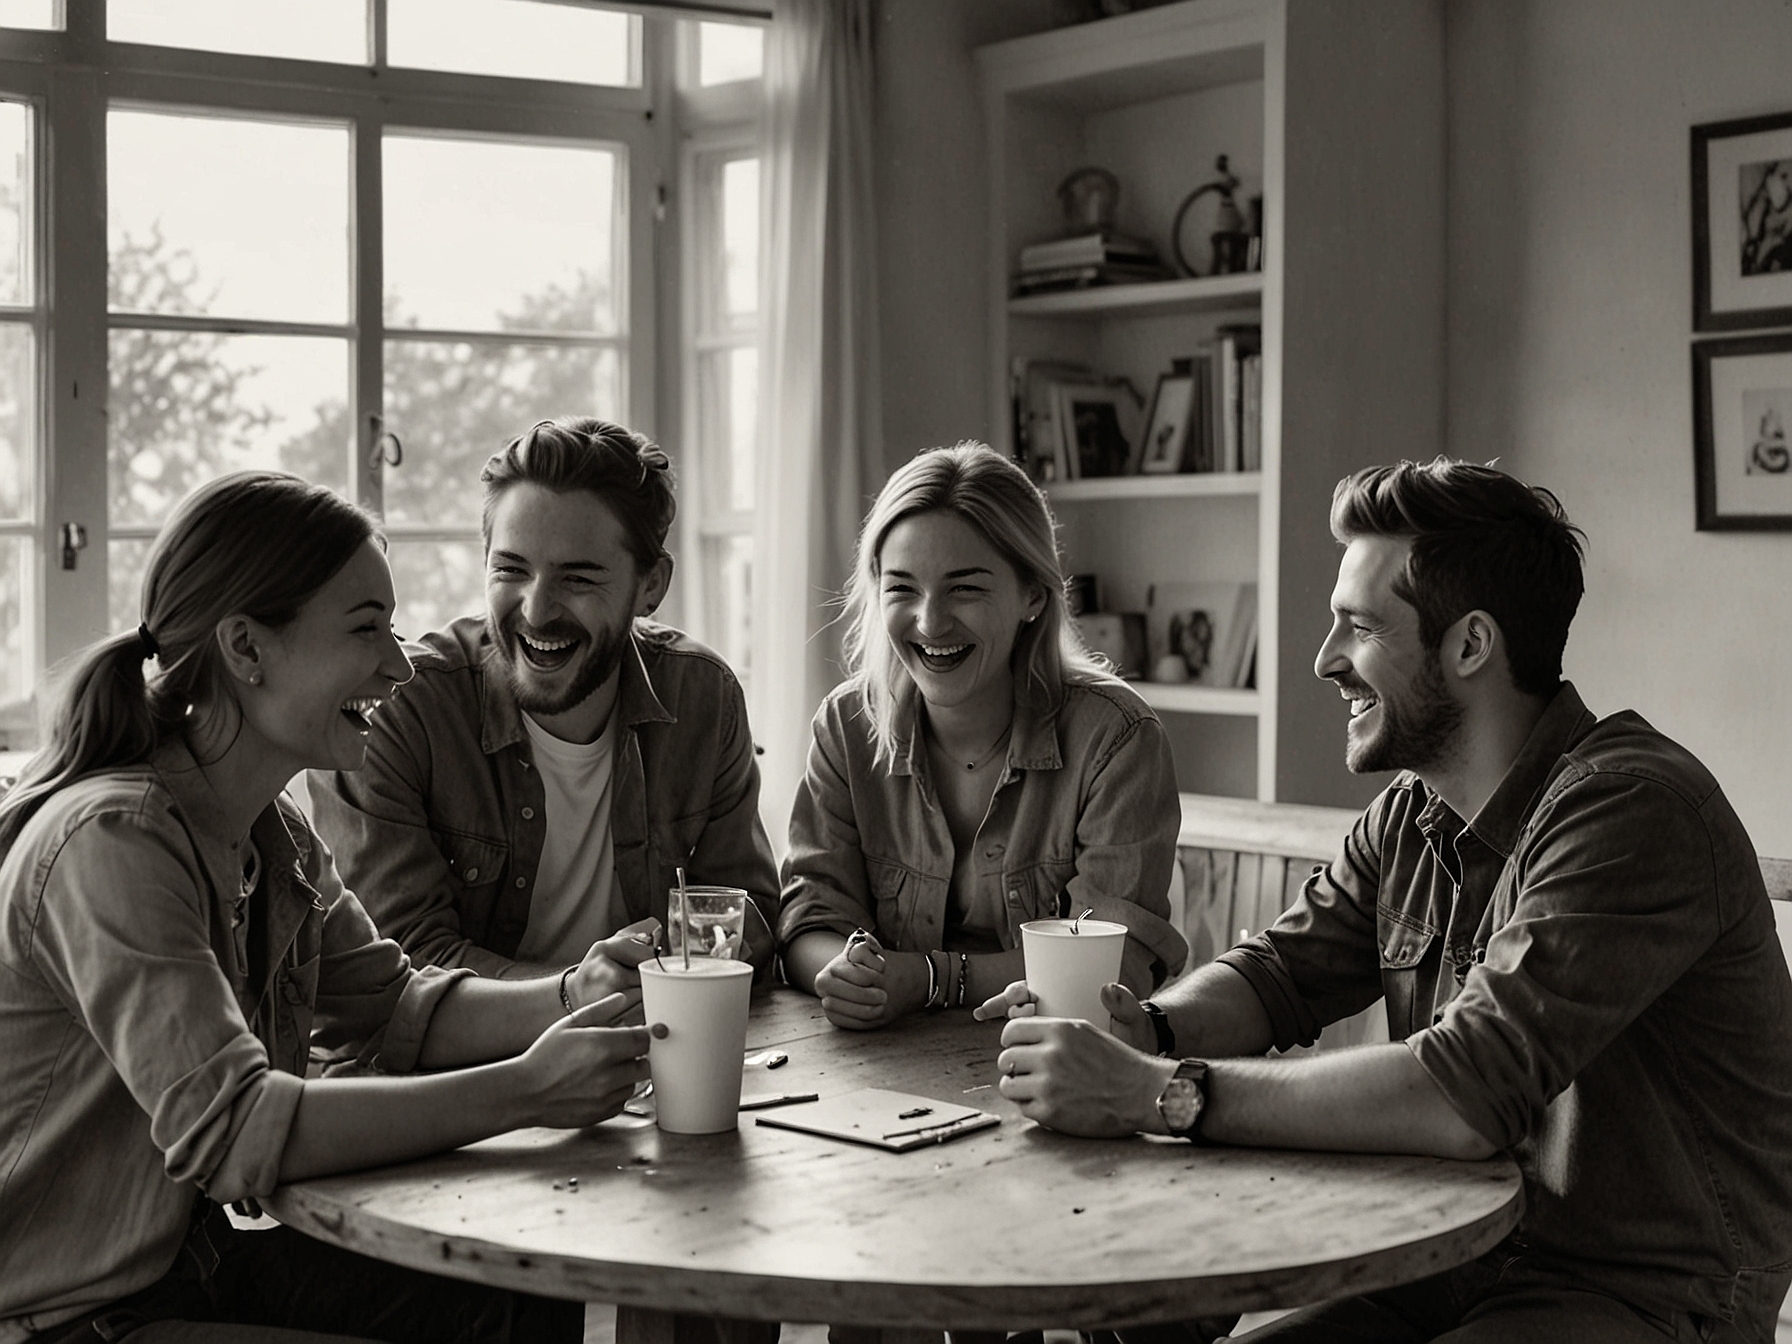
[513,714,624,965]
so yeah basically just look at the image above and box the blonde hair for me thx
[841,442,1103,766]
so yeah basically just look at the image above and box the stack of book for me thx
[1172,323,1262,474]
[1011,230,1171,296]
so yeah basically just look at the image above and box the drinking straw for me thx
[676,865,691,971]
[1070,906,1095,935]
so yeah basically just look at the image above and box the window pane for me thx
[0,324,33,520]
[700,533,752,689]
[388,0,634,88]
[385,135,616,335]
[0,102,32,306]
[106,536,151,634]
[381,339,619,528]
[109,110,350,324]
[109,0,366,64]
[722,158,759,320]
[698,23,764,87]
[108,331,351,528]
[0,0,58,31]
[0,536,28,705]
[697,345,757,515]
[387,539,485,643]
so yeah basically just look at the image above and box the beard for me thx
[1344,649,1464,776]
[492,613,631,718]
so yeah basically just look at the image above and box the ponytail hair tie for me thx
[137,623,159,659]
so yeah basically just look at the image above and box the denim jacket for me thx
[778,675,1188,988]
[0,742,463,1340]
[309,616,779,978]
[1219,683,1792,1338]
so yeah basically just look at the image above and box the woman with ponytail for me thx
[0,473,654,1344]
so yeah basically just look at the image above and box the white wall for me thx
[1447,0,1792,856]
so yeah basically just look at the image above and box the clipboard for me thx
[752,1087,1000,1152]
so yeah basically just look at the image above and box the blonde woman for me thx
[779,443,1187,1029]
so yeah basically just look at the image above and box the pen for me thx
[738,1092,821,1111]
[881,1114,984,1141]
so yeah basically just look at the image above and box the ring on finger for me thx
[1002,1061,1017,1078]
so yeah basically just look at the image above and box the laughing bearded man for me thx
[311,418,780,1344]
[311,415,778,1000]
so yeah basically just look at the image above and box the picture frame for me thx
[1052,380,1134,479]
[1692,333,1792,530]
[1692,110,1792,331]
[1139,369,1196,474]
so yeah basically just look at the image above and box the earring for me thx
[248,670,263,686]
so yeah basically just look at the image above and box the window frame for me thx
[0,1,670,678]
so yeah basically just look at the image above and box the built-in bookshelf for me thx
[979,0,1446,808]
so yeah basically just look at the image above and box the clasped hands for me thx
[972,977,1180,1138]
[814,929,931,1030]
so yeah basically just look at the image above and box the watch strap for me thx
[1139,998,1176,1057]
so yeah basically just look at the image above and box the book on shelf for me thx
[1175,324,1261,474]
[1019,229,1158,271]
[1240,351,1262,472]
[1011,260,1172,296]
[1145,580,1255,688]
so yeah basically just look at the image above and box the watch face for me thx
[1157,1076,1201,1135]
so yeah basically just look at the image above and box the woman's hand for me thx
[513,991,653,1128]
[566,917,661,1017]
[814,931,929,1030]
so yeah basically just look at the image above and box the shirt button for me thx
[521,807,535,820]
[515,878,527,889]
[1006,888,1022,905]
[464,867,479,882]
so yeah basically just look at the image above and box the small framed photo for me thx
[1693,333,1792,530]
[1692,110,1792,331]
[1140,369,1196,474]
[1052,381,1134,479]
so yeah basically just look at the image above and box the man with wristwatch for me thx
[977,461,1792,1343]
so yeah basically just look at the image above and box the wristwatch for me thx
[1139,999,1176,1057]
[1154,1058,1210,1142]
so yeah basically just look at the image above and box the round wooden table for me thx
[264,989,1522,1329]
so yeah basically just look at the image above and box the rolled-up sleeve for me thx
[1406,770,1720,1149]
[1215,795,1388,1052]
[28,814,301,1204]
[1063,708,1187,988]
[301,824,475,1073]
[778,698,875,947]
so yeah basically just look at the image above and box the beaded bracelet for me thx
[558,965,577,1016]
[955,952,969,1008]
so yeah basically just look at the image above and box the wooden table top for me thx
[265,989,1522,1329]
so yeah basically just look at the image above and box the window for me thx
[677,20,763,689]
[0,0,673,700]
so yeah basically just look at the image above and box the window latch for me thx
[59,521,87,571]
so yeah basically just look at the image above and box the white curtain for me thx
[752,0,883,857]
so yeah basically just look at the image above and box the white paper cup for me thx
[1020,918,1127,1031]
[667,885,749,961]
[639,958,754,1133]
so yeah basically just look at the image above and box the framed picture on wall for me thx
[1139,368,1196,473]
[1692,110,1792,331]
[1052,380,1135,479]
[1693,333,1792,529]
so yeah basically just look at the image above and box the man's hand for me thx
[814,930,927,1030]
[974,980,1157,1056]
[514,991,653,1128]
[995,1014,1179,1138]
[567,917,661,1014]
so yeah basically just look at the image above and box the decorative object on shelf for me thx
[1073,611,1148,679]
[1058,165,1120,232]
[1055,378,1137,479]
[1012,170,1170,296]
[1692,333,1792,530]
[1146,581,1257,688]
[1011,357,1097,482]
[1172,154,1252,278]
[1692,110,1792,331]
[1139,360,1198,474]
